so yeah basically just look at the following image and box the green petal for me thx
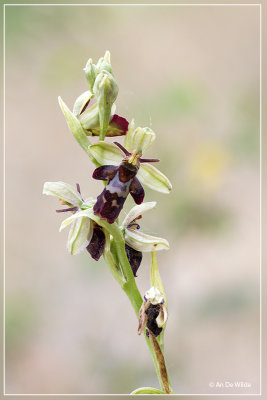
[67,216,93,255]
[138,164,172,193]
[43,182,82,207]
[121,201,156,228]
[130,387,165,395]
[73,90,94,116]
[124,126,155,153]
[88,141,124,166]
[125,230,169,252]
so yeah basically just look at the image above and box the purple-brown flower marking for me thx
[138,287,168,338]
[125,244,142,277]
[125,216,143,277]
[86,222,106,261]
[93,143,159,224]
[108,114,129,136]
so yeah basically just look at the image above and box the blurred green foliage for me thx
[230,90,260,160]
[185,282,259,322]
[170,196,231,236]
[135,80,205,123]
[6,293,37,356]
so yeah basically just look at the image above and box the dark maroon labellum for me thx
[86,223,106,261]
[145,304,162,338]
[125,243,142,277]
[108,114,129,136]
[92,161,144,224]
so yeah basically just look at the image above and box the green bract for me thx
[151,251,168,307]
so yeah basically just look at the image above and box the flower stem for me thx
[88,213,173,393]
[111,232,173,393]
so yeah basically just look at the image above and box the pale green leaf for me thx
[130,387,165,394]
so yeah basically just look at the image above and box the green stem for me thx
[107,225,173,393]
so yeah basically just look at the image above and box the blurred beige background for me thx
[4,4,260,395]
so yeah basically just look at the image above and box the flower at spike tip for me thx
[121,202,169,277]
[59,51,128,142]
[89,122,172,224]
[43,182,106,260]
[138,286,168,338]
[83,50,119,140]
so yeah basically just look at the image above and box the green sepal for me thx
[124,229,169,253]
[138,163,172,194]
[67,216,93,255]
[58,96,92,156]
[43,181,83,207]
[88,141,124,165]
[121,201,156,229]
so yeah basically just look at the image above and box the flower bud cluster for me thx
[80,51,122,140]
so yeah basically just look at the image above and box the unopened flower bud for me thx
[125,126,156,154]
[96,50,113,74]
[84,58,97,91]
[93,71,119,140]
